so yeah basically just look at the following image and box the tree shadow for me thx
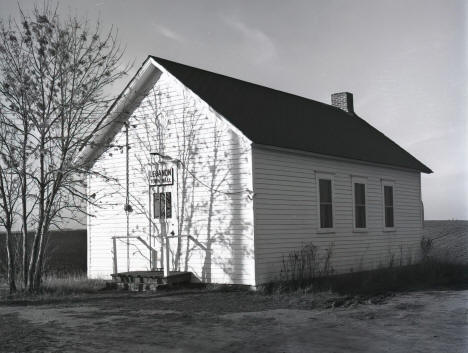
[95,72,254,283]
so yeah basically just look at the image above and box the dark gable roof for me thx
[151,56,432,174]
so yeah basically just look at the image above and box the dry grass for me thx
[324,259,468,296]
[275,242,335,292]
[262,238,468,296]
[2,220,467,300]
[40,273,107,296]
[0,273,107,300]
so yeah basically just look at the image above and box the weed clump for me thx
[261,240,468,296]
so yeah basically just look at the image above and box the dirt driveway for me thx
[0,289,467,353]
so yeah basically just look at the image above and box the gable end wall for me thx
[87,70,255,285]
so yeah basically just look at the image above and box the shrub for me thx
[420,236,433,260]
[276,242,335,292]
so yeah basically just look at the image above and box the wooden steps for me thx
[109,270,193,291]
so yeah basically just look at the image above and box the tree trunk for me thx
[28,133,45,292]
[32,220,50,291]
[0,169,17,293]
[27,228,42,292]
[21,224,27,288]
[32,233,45,291]
[5,228,17,293]
[21,120,28,288]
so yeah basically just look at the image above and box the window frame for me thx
[316,172,335,233]
[153,191,172,219]
[352,176,368,232]
[381,179,396,231]
[153,192,161,219]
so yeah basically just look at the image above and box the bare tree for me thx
[0,2,129,292]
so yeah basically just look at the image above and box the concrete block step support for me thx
[109,271,192,292]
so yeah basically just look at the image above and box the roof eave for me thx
[253,143,433,174]
[76,57,162,169]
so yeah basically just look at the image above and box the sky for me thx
[1,0,466,220]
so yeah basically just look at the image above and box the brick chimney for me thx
[331,92,354,114]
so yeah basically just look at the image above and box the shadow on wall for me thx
[95,80,254,283]
[200,122,253,283]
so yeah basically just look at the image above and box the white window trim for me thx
[381,179,396,231]
[352,176,368,232]
[316,172,335,233]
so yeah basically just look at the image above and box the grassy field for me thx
[44,229,87,274]
[424,220,468,264]
[0,229,86,275]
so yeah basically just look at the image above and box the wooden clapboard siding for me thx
[88,70,255,284]
[86,58,426,286]
[252,146,423,284]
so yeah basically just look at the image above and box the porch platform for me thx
[110,271,193,291]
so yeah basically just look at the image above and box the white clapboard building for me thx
[79,56,432,285]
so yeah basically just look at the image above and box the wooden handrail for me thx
[112,235,158,253]
[164,234,210,252]
[112,234,210,275]
[112,235,158,274]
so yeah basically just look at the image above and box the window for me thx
[153,192,172,219]
[383,184,394,228]
[353,182,366,229]
[318,178,333,228]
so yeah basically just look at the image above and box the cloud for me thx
[154,24,185,43]
[220,15,277,64]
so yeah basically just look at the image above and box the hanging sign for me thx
[149,165,174,186]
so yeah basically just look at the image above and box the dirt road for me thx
[1,290,467,353]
